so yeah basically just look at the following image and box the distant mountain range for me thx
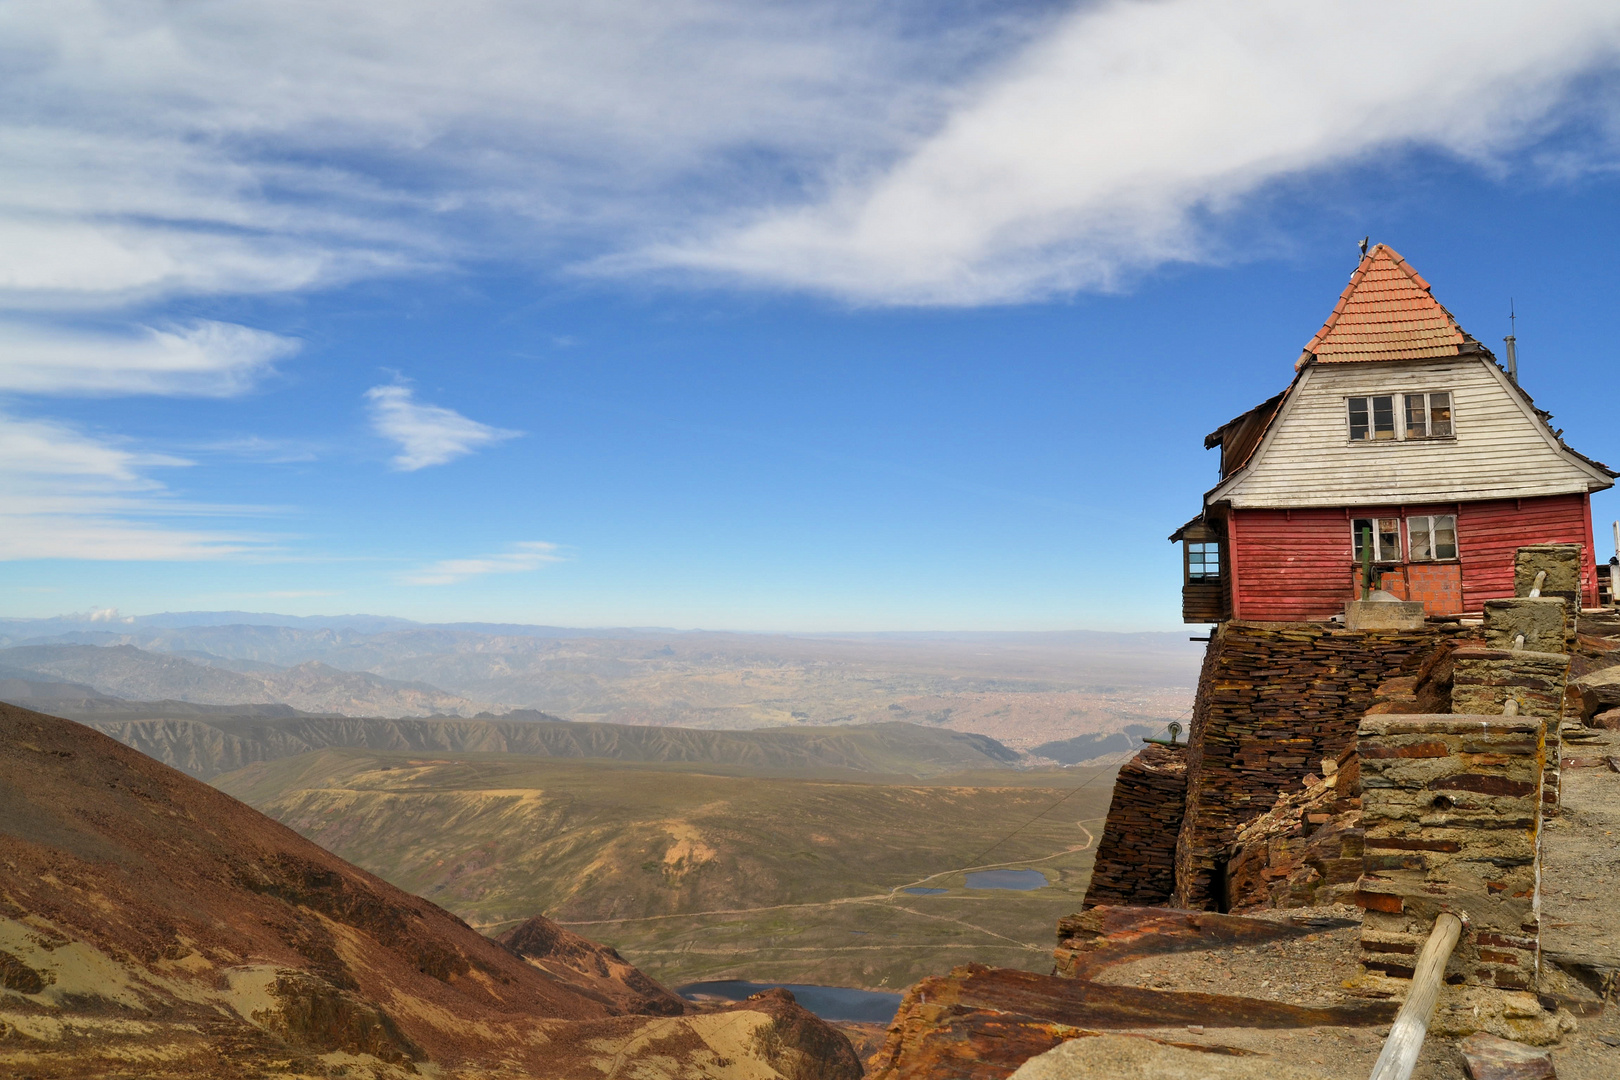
[84,713,1024,781]
[0,643,494,717]
[0,613,1200,744]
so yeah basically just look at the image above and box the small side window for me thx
[1408,517,1432,560]
[1404,394,1428,439]
[1432,514,1457,559]
[1187,541,1219,581]
[1429,392,1452,437]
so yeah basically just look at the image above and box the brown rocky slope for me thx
[0,702,861,1079]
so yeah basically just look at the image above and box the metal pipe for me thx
[1528,570,1546,599]
[1367,912,1465,1080]
[1503,697,1519,716]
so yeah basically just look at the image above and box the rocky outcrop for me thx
[869,908,1393,1080]
[0,702,858,1078]
[497,914,687,1016]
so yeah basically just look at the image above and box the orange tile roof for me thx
[1301,244,1472,363]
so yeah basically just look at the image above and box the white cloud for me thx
[642,1,1620,303]
[0,319,298,396]
[0,413,262,560]
[365,384,520,470]
[2,3,1617,310]
[0,1,948,309]
[402,541,564,585]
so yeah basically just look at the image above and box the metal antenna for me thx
[1503,299,1518,384]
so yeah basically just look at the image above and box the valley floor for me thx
[212,751,1121,990]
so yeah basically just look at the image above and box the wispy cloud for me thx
[0,319,298,396]
[402,541,564,585]
[0,413,263,560]
[365,384,520,470]
[197,435,322,464]
[637,2,1620,304]
[4,3,1619,313]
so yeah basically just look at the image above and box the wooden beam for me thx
[1367,912,1464,1080]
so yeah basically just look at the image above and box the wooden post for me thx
[1367,912,1464,1080]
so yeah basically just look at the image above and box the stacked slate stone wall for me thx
[1357,715,1545,991]
[1170,621,1460,910]
[1452,644,1570,810]
[1081,744,1188,908]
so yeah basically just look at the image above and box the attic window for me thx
[1348,395,1395,441]
[1404,393,1453,438]
[1348,392,1453,442]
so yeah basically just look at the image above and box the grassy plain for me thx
[214,750,1118,990]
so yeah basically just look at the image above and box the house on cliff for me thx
[1174,244,1616,624]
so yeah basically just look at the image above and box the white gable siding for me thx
[1213,357,1606,509]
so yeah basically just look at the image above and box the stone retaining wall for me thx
[1081,744,1187,909]
[1170,621,1455,909]
[1452,645,1570,810]
[1357,715,1545,991]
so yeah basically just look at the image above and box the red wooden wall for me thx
[1456,494,1597,611]
[1227,508,1351,622]
[1229,493,1597,621]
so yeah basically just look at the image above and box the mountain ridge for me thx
[0,643,495,718]
[82,712,1025,780]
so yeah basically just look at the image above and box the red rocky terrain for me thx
[0,702,861,1079]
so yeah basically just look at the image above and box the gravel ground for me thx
[1049,731,1620,1079]
[1541,722,1620,1080]
[1089,923,1364,1008]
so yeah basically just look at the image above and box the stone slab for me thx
[1346,599,1426,630]
[1484,597,1569,655]
[1459,1032,1556,1080]
[1358,715,1542,737]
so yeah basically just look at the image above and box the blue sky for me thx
[4,2,1620,631]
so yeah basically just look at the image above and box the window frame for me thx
[1346,390,1456,444]
[1405,514,1459,562]
[1186,540,1220,582]
[1351,517,1404,564]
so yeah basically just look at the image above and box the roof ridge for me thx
[1298,243,1471,365]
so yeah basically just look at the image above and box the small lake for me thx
[964,869,1047,890]
[676,980,903,1023]
[901,887,947,895]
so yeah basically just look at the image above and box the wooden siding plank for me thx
[1230,508,1354,621]
[1457,495,1596,611]
[1230,495,1595,619]
[1216,358,1607,508]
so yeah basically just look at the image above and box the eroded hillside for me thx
[213,749,1118,991]
[0,703,861,1079]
